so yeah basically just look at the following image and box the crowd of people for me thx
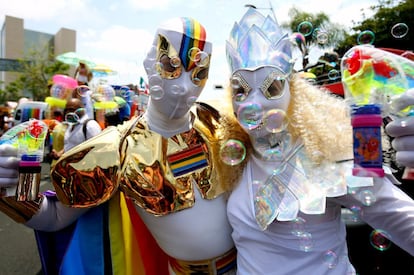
[0,111,12,136]
[0,8,413,275]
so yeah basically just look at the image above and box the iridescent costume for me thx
[225,8,414,274]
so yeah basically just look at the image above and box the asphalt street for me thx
[0,162,52,275]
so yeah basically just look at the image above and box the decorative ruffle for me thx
[253,139,376,230]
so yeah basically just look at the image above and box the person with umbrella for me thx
[56,52,95,86]
[74,61,93,86]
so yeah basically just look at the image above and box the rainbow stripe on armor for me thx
[168,144,208,177]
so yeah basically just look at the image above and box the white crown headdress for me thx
[226,8,294,75]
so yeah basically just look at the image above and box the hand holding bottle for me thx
[341,45,414,177]
[0,144,19,197]
[0,119,48,200]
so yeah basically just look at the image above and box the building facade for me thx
[0,15,76,89]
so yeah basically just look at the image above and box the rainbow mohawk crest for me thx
[226,8,294,75]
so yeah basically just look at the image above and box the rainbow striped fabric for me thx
[167,144,208,177]
[38,192,168,275]
[179,17,206,71]
[21,108,41,122]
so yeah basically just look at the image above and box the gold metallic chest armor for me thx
[51,103,249,216]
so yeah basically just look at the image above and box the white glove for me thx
[385,89,414,168]
[0,144,19,191]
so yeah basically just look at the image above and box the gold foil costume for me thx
[0,195,43,223]
[51,102,250,215]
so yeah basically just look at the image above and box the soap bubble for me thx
[297,21,313,37]
[357,30,375,45]
[370,229,392,251]
[220,139,246,166]
[323,250,338,269]
[263,109,287,133]
[237,102,264,130]
[391,23,409,38]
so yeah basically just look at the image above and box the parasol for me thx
[91,64,117,77]
[56,52,96,68]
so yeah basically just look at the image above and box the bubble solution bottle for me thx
[351,104,384,177]
[0,119,48,200]
[16,154,42,201]
[16,120,47,201]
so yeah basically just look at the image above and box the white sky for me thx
[0,0,379,89]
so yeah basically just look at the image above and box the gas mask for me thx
[64,108,85,124]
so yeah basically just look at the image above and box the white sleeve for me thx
[82,91,95,119]
[86,119,102,138]
[25,196,88,232]
[332,175,414,256]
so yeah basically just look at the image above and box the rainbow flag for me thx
[167,144,208,177]
[37,192,168,275]
[21,108,41,122]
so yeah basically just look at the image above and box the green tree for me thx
[281,7,347,69]
[0,81,21,103]
[2,44,70,103]
[337,0,413,56]
[0,81,19,105]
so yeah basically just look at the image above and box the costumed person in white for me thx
[0,17,249,275]
[225,8,414,275]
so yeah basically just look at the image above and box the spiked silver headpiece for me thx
[226,8,294,75]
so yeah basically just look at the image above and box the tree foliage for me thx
[282,7,346,49]
[0,81,20,104]
[281,0,413,71]
[281,7,347,68]
[0,44,70,104]
[337,0,413,55]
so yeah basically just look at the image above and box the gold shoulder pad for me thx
[51,122,131,207]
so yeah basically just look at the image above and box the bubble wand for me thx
[0,119,48,200]
[341,45,414,177]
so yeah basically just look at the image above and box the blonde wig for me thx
[287,74,353,165]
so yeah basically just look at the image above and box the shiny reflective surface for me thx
[52,104,250,215]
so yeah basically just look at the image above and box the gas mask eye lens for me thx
[265,79,286,99]
[191,67,209,86]
[65,112,80,124]
[64,108,84,124]
[231,74,251,102]
[160,55,175,72]
[157,54,182,79]
[260,70,287,100]
[192,77,201,86]
[170,56,181,68]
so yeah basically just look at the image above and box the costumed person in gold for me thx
[0,17,249,275]
[225,8,414,274]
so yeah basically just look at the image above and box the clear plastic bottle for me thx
[351,104,384,177]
